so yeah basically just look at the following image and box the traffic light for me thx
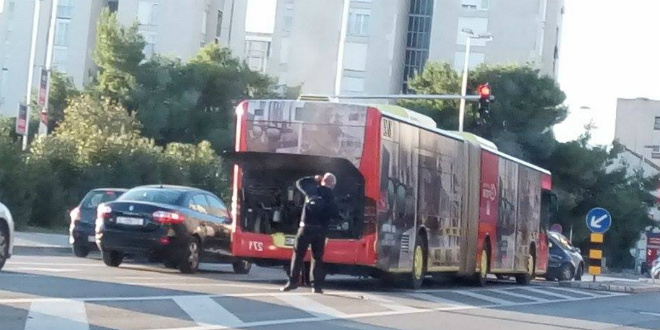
[477,83,492,117]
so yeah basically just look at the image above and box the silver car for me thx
[0,201,15,271]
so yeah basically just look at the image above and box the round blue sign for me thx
[586,207,612,233]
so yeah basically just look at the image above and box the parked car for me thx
[69,188,127,257]
[651,256,660,279]
[0,201,14,271]
[95,185,251,274]
[546,231,584,281]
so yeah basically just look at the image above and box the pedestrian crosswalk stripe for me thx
[24,299,88,330]
[451,290,513,305]
[407,293,469,307]
[174,296,244,328]
[275,295,347,319]
[520,287,576,299]
[488,289,549,302]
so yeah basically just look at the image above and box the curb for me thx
[559,281,660,293]
[12,245,72,256]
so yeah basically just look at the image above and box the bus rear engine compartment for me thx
[231,152,365,240]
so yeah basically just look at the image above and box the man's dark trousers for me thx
[289,225,326,288]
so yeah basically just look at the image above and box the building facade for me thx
[115,0,247,61]
[267,0,564,96]
[614,98,660,164]
[0,0,104,117]
[0,0,246,117]
[244,31,271,73]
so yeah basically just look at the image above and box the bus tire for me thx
[411,233,427,290]
[516,253,535,285]
[474,244,490,287]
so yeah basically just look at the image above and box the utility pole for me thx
[23,0,43,150]
[39,0,59,136]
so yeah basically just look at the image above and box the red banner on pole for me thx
[38,68,48,107]
[16,103,27,135]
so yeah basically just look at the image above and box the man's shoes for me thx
[312,287,324,294]
[280,282,298,292]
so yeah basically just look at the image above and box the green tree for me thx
[47,70,80,131]
[93,9,144,107]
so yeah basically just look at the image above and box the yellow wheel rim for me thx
[414,246,423,280]
[527,255,534,276]
[480,251,488,278]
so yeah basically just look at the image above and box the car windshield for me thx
[550,232,575,251]
[118,188,182,205]
[81,191,122,208]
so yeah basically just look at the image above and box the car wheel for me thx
[72,242,90,258]
[179,237,200,274]
[558,263,573,282]
[574,264,583,281]
[232,260,252,274]
[516,254,535,285]
[474,243,490,287]
[102,249,124,267]
[0,224,8,271]
[411,234,428,289]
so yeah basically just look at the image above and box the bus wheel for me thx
[516,254,535,285]
[411,234,427,290]
[474,245,489,286]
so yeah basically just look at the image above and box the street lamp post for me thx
[458,29,492,132]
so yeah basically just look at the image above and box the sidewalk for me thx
[12,231,71,255]
[559,276,660,293]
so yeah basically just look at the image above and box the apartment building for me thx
[267,0,564,96]
[115,0,247,61]
[0,0,104,116]
[0,0,246,117]
[614,98,660,165]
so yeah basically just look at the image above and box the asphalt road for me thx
[0,253,658,330]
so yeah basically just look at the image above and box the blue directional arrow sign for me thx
[586,207,612,233]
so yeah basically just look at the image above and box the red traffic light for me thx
[477,84,491,98]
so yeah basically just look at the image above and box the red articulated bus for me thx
[226,99,555,288]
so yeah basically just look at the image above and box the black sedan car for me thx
[69,188,127,257]
[546,231,584,281]
[95,185,251,274]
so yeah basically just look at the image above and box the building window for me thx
[137,1,158,26]
[216,10,223,38]
[348,11,370,36]
[140,32,157,58]
[461,0,488,10]
[654,117,660,130]
[245,39,270,73]
[107,0,119,13]
[52,47,68,71]
[342,76,365,93]
[283,3,294,32]
[57,0,73,19]
[54,19,70,46]
[403,0,434,92]
[202,10,208,34]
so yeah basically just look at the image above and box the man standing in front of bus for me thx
[281,173,339,294]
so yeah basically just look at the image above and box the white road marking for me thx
[407,293,468,307]
[639,311,660,317]
[275,295,347,319]
[533,287,596,298]
[13,267,81,272]
[126,282,278,290]
[174,296,244,328]
[451,290,513,305]
[365,294,422,312]
[24,299,88,330]
[7,262,103,267]
[489,289,549,302]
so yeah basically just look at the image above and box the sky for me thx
[245,0,660,146]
